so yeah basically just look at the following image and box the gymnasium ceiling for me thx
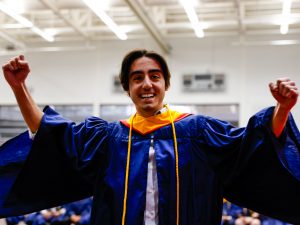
[0,0,300,54]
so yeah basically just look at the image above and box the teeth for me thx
[141,94,154,98]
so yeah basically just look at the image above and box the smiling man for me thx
[120,50,170,118]
[0,49,300,225]
[127,56,166,117]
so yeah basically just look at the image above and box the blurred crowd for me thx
[222,200,293,225]
[5,198,92,225]
[4,198,293,225]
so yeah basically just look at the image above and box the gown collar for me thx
[120,107,190,135]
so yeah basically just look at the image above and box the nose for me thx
[142,75,152,89]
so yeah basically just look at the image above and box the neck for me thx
[136,111,154,118]
[136,106,165,118]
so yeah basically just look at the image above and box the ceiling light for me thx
[0,2,55,42]
[82,0,127,40]
[31,27,54,42]
[231,39,300,46]
[271,40,299,45]
[280,0,292,35]
[280,23,289,35]
[44,28,59,37]
[0,2,32,27]
[1,24,27,29]
[2,0,26,14]
[179,0,204,38]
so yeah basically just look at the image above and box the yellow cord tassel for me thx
[122,114,135,225]
[166,104,180,225]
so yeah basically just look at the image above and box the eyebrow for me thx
[130,69,162,77]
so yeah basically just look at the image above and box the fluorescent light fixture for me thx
[44,28,59,37]
[231,39,300,46]
[31,27,54,42]
[96,0,111,10]
[1,24,27,29]
[271,40,299,45]
[280,0,292,34]
[0,2,55,42]
[282,0,292,15]
[2,0,26,14]
[82,0,127,40]
[0,2,32,27]
[179,0,204,38]
[280,23,289,34]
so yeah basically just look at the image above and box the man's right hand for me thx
[2,54,43,133]
[2,55,30,89]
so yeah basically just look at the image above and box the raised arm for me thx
[269,77,299,137]
[2,55,43,133]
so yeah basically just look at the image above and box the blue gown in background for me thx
[64,198,92,225]
[0,106,299,225]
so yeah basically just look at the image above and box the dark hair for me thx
[119,49,171,91]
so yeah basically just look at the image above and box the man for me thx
[0,49,299,225]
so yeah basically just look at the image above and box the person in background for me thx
[234,208,261,225]
[222,200,247,225]
[64,198,92,225]
[5,216,25,225]
[0,50,299,225]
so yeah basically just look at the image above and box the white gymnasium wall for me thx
[0,38,299,127]
[168,38,300,126]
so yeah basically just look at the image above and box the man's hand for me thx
[2,55,43,133]
[2,55,30,89]
[269,77,298,111]
[269,77,299,137]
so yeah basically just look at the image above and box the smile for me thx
[141,94,155,99]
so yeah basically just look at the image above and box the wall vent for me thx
[182,74,225,92]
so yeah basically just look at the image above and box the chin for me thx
[141,104,158,112]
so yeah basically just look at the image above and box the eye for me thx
[134,76,142,80]
[151,74,161,79]
[132,74,143,81]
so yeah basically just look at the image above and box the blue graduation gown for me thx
[0,106,299,225]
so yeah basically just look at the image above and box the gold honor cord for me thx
[122,113,135,225]
[122,106,180,225]
[165,104,180,225]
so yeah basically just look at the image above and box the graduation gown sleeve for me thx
[0,106,110,218]
[221,107,300,223]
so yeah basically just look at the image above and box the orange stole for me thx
[120,110,190,135]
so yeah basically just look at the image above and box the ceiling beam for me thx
[39,0,90,41]
[0,30,25,49]
[234,0,245,34]
[124,0,172,54]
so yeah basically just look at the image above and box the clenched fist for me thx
[2,55,30,89]
[269,77,298,111]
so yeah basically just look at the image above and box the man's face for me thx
[128,56,166,117]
